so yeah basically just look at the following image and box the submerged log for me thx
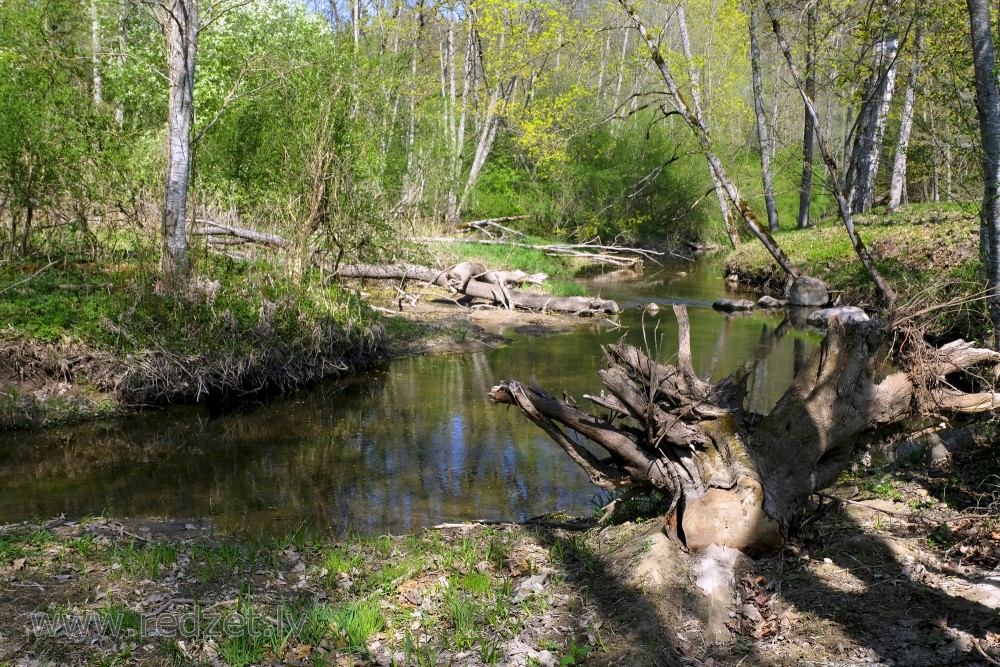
[490,305,1000,556]
[336,262,618,316]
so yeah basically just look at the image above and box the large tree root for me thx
[490,305,1000,555]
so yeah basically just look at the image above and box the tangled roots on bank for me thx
[110,321,387,405]
[2,317,387,420]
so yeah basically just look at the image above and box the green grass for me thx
[0,527,55,562]
[723,203,987,333]
[106,539,179,579]
[1,239,388,426]
[0,249,380,355]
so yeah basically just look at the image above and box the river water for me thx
[0,259,821,536]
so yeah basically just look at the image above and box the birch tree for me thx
[155,0,198,284]
[966,0,1000,348]
[844,2,901,214]
[888,21,923,212]
[763,0,897,306]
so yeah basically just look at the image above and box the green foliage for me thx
[723,205,988,334]
[466,116,712,245]
[0,0,94,255]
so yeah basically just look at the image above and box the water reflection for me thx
[0,258,823,536]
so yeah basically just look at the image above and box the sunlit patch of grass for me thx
[97,605,144,639]
[106,540,179,579]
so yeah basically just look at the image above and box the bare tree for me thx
[617,0,798,278]
[763,0,897,306]
[797,2,816,229]
[967,0,1000,348]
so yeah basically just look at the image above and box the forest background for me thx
[0,0,974,269]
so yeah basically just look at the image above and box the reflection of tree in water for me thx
[0,350,595,536]
[2,304,824,537]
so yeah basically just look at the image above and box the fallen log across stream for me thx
[335,262,620,316]
[490,305,1000,556]
[192,221,621,315]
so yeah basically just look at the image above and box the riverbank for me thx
[0,235,621,430]
[2,431,998,667]
[0,251,389,430]
[723,204,985,335]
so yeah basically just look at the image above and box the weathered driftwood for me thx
[453,216,529,238]
[490,305,1000,556]
[336,262,619,316]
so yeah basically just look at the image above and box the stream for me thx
[0,258,821,537]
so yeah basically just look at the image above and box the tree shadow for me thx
[526,522,687,666]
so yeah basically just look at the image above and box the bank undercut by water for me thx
[1,248,387,429]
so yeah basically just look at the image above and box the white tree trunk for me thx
[846,29,899,214]
[456,80,511,218]
[763,0,897,305]
[90,0,103,108]
[888,25,923,211]
[160,0,198,284]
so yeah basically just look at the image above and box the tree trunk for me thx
[845,21,900,214]
[888,23,923,212]
[115,0,127,127]
[677,6,743,247]
[455,79,513,220]
[967,0,1000,349]
[335,262,620,315]
[160,0,198,285]
[90,0,103,108]
[797,4,816,229]
[749,1,779,232]
[490,305,1000,555]
[763,0,897,307]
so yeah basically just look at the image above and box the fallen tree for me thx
[489,305,1000,556]
[336,261,620,316]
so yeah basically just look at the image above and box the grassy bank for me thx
[1,228,620,429]
[723,204,987,335]
[0,515,663,667]
[0,241,388,429]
